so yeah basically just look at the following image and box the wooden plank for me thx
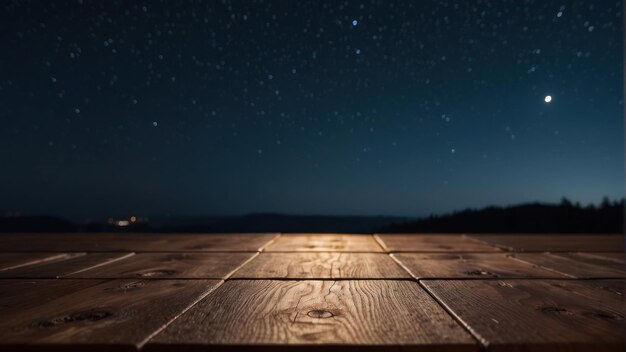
[231,253,411,279]
[0,233,278,252]
[575,252,625,264]
[422,279,626,352]
[376,234,500,252]
[146,280,478,351]
[0,279,220,351]
[69,252,255,279]
[469,234,625,252]
[511,253,626,278]
[0,252,133,278]
[392,253,568,279]
[264,234,384,252]
[0,279,105,314]
[0,253,74,271]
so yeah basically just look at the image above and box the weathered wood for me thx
[146,280,478,351]
[0,253,73,271]
[422,279,626,352]
[0,252,133,278]
[574,252,625,264]
[0,279,220,351]
[0,233,623,351]
[69,252,255,279]
[469,234,625,252]
[0,279,105,314]
[392,253,567,279]
[231,253,411,279]
[265,234,384,252]
[0,233,278,252]
[511,253,626,278]
[376,234,500,252]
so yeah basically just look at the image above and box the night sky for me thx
[1,0,623,218]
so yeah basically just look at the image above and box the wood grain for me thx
[469,234,625,252]
[574,252,625,264]
[0,279,105,315]
[511,253,626,278]
[231,252,411,279]
[376,234,500,252]
[265,234,384,252]
[0,233,278,252]
[392,253,568,279]
[0,279,220,351]
[0,252,134,278]
[69,252,255,279]
[422,279,626,352]
[0,253,73,271]
[146,280,478,351]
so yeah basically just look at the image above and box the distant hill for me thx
[0,213,411,234]
[0,216,77,233]
[1,198,622,233]
[379,198,624,233]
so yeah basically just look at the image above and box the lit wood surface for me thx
[147,280,478,351]
[0,233,623,351]
[231,252,411,279]
[265,234,384,252]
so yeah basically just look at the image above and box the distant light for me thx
[544,95,552,103]
[451,148,456,154]
[152,121,158,127]
[556,11,563,17]
[117,220,130,227]
[352,19,358,26]
[355,48,361,54]
[130,216,137,223]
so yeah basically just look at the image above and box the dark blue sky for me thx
[1,0,623,217]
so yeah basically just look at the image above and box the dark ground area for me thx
[380,198,624,234]
[1,198,623,234]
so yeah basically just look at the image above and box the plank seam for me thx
[372,234,390,252]
[388,253,418,280]
[137,279,225,350]
[462,234,505,252]
[62,252,136,277]
[506,254,577,278]
[223,252,260,280]
[464,235,512,252]
[0,253,79,272]
[259,233,282,252]
[418,280,488,351]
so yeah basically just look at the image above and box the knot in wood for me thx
[307,309,334,318]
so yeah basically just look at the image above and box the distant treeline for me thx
[379,198,624,233]
[0,198,623,233]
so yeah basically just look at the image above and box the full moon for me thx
[544,95,552,103]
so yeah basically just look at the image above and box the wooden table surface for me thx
[0,233,624,351]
